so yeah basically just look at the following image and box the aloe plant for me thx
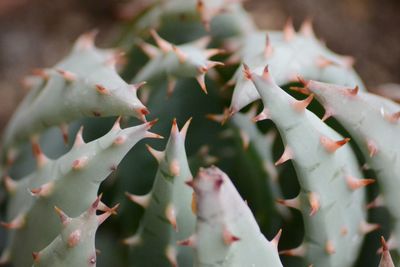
[0,0,398,266]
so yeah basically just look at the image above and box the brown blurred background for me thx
[0,0,399,131]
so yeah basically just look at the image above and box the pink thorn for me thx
[140,107,150,117]
[177,235,196,247]
[341,55,355,68]
[145,132,164,139]
[290,86,311,95]
[31,68,49,80]
[377,235,397,254]
[276,197,300,210]
[122,234,141,246]
[205,48,225,58]
[297,75,309,87]
[76,30,98,50]
[223,227,240,245]
[193,36,212,49]
[180,117,193,139]
[6,149,17,167]
[132,81,147,91]
[150,29,172,52]
[60,124,69,145]
[145,144,164,163]
[239,130,250,150]
[146,118,159,129]
[309,192,320,216]
[367,195,385,210]
[30,182,54,197]
[97,203,120,225]
[384,111,400,123]
[185,180,195,188]
[275,146,293,166]
[300,18,314,37]
[111,116,122,131]
[320,136,350,153]
[171,118,179,136]
[167,78,177,97]
[214,177,224,191]
[321,108,334,122]
[56,69,76,82]
[345,86,359,97]
[196,74,208,94]
[166,205,178,231]
[359,221,380,234]
[54,206,70,226]
[31,139,47,167]
[166,246,178,267]
[242,64,252,80]
[3,175,17,193]
[138,41,159,58]
[206,61,224,69]
[381,236,389,251]
[271,229,282,248]
[367,139,378,157]
[283,18,295,42]
[292,94,314,112]
[95,84,110,95]
[252,109,270,122]
[125,192,151,208]
[206,110,229,125]
[172,45,187,63]
[262,65,271,80]
[264,34,273,59]
[345,176,375,190]
[0,214,25,230]
[72,156,89,170]
[279,244,306,257]
[32,252,40,262]
[90,194,103,212]
[73,126,85,147]
[316,56,336,68]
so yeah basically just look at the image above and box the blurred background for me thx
[0,0,399,131]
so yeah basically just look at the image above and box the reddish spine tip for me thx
[32,252,40,262]
[345,86,359,96]
[140,107,150,116]
[146,118,159,128]
[95,84,110,95]
[214,177,224,190]
[242,64,252,80]
[381,236,388,251]
[91,194,103,211]
[133,81,147,90]
[185,180,195,188]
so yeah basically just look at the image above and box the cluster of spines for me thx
[178,166,283,267]
[32,194,118,266]
[124,119,195,267]
[1,31,149,168]
[135,29,224,95]
[227,19,364,117]
[242,65,376,266]
[1,118,160,266]
[126,0,254,38]
[298,79,400,256]
[0,0,397,265]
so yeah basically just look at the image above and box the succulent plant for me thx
[0,0,398,266]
